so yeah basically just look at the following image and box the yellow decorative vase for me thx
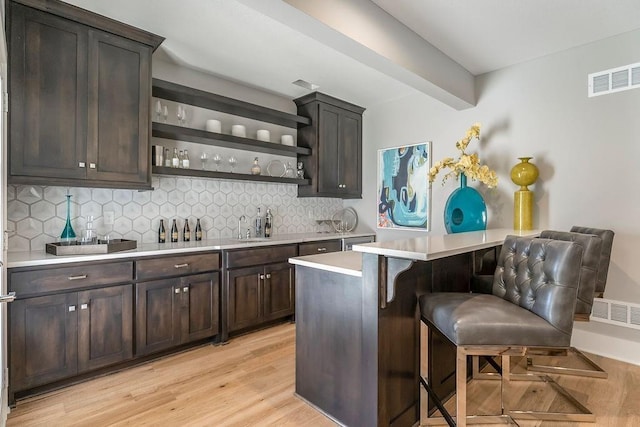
[510,157,539,230]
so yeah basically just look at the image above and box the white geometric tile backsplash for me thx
[7,176,344,252]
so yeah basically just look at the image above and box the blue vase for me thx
[60,194,76,241]
[444,174,487,233]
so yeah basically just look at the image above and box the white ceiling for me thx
[64,0,640,108]
[371,0,640,75]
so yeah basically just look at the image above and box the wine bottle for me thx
[183,149,190,169]
[158,219,166,243]
[170,219,179,242]
[264,208,272,238]
[195,218,202,241]
[183,218,191,242]
[255,207,262,237]
[172,148,179,168]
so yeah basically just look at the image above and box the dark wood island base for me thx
[291,229,537,427]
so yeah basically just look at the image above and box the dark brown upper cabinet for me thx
[295,92,365,199]
[7,0,164,189]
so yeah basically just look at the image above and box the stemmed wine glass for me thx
[162,105,168,123]
[228,156,237,173]
[154,100,162,122]
[212,153,222,171]
[177,104,187,126]
[200,152,208,170]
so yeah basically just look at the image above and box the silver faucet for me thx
[237,215,247,239]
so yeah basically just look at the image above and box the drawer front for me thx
[298,240,342,256]
[136,252,220,281]
[225,244,297,269]
[10,261,133,297]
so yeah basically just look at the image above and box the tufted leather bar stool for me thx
[527,227,615,378]
[570,226,614,300]
[419,235,594,426]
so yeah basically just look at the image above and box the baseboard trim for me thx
[571,321,640,366]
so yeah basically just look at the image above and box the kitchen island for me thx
[289,229,538,427]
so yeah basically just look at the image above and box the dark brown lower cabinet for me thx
[136,272,220,356]
[9,285,132,393]
[227,261,294,333]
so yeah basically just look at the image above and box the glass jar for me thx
[251,157,261,175]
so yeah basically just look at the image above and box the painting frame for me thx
[377,142,431,231]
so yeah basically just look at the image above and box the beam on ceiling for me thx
[237,0,476,110]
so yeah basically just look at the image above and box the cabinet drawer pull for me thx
[68,305,76,312]
[183,286,189,293]
[265,273,271,279]
[78,162,86,168]
[68,275,87,280]
[174,288,181,294]
[317,247,327,252]
[259,274,265,280]
[81,303,89,310]
[174,263,189,269]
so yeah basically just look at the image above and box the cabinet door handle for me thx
[78,162,86,168]
[89,162,96,169]
[0,292,16,303]
[81,303,89,310]
[174,263,189,269]
[68,275,87,280]
[183,286,189,293]
[259,274,265,280]
[174,288,181,294]
[265,273,271,279]
[68,305,76,312]
[317,247,327,252]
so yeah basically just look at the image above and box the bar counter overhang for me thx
[289,229,539,427]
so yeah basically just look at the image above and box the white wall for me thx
[345,29,640,357]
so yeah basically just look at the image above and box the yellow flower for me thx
[429,123,498,189]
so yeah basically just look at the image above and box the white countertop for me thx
[8,231,375,268]
[352,228,539,261]
[288,228,540,277]
[289,250,363,277]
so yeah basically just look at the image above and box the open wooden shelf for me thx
[152,79,311,129]
[152,122,310,157]
[152,166,310,185]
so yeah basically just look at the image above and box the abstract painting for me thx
[377,142,431,230]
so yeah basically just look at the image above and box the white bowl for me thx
[205,119,221,133]
[281,134,294,146]
[231,124,246,137]
[256,129,270,142]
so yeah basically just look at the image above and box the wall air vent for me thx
[590,297,640,330]
[588,62,640,97]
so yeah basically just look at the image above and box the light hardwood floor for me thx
[6,323,640,426]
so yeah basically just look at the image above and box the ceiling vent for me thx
[588,62,640,97]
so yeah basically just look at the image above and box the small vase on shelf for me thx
[60,194,76,243]
[443,174,487,234]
